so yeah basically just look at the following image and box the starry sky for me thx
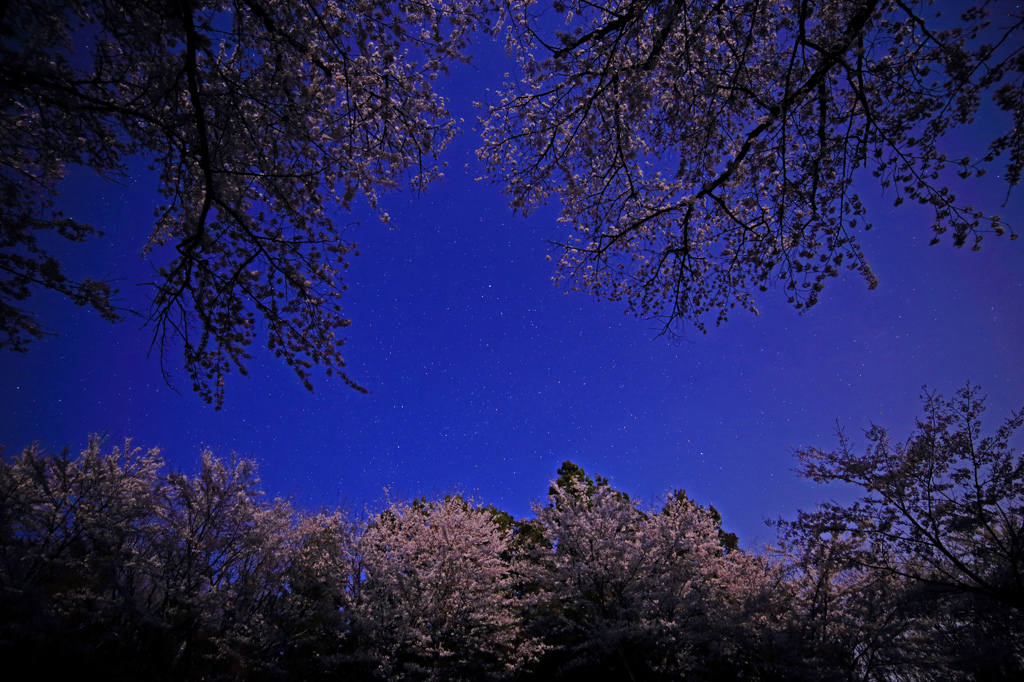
[2,32,1023,548]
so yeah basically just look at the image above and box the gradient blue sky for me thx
[2,32,1022,547]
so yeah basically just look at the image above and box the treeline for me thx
[1,387,1021,681]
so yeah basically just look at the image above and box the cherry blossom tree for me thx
[481,0,1023,334]
[764,532,945,681]
[0,439,303,680]
[790,385,1023,612]
[143,451,296,679]
[0,438,163,676]
[529,475,768,680]
[781,384,1024,678]
[1,0,492,406]
[264,510,362,679]
[352,494,538,681]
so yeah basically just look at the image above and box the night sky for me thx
[2,35,1022,548]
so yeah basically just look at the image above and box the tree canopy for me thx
[3,431,1023,679]
[778,384,1024,678]
[1,0,490,406]
[4,0,1022,405]
[481,0,1022,333]
[783,384,1024,614]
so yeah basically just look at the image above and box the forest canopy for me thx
[2,385,1021,680]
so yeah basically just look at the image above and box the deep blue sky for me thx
[2,33,1022,548]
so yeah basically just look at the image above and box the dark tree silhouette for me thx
[780,384,1024,678]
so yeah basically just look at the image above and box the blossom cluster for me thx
[481,0,1021,334]
[1,0,496,406]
